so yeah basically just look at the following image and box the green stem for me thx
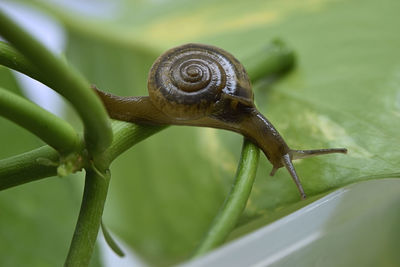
[0,10,112,154]
[0,41,44,82]
[0,146,58,190]
[101,221,125,257]
[194,139,260,256]
[105,120,166,162]
[0,123,165,191]
[65,167,110,267]
[0,87,79,153]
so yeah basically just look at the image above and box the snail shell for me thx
[147,43,253,120]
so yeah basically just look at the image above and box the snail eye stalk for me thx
[278,149,347,199]
[291,148,348,160]
[281,154,306,199]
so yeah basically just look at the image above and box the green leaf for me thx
[8,0,400,265]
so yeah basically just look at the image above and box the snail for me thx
[94,43,347,199]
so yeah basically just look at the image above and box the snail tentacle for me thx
[282,153,307,199]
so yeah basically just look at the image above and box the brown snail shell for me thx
[148,43,253,120]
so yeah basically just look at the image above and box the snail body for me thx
[95,43,347,199]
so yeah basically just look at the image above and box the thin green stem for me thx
[0,123,165,191]
[0,10,112,154]
[59,122,166,265]
[101,221,125,257]
[193,139,260,257]
[65,168,110,267]
[105,120,166,162]
[0,146,58,190]
[0,87,79,153]
[0,41,44,82]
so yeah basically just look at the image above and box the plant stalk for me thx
[0,87,79,153]
[0,41,44,82]
[194,139,260,256]
[65,167,110,267]
[0,146,58,190]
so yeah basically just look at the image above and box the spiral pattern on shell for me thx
[148,43,249,120]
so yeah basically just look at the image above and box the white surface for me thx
[180,189,346,267]
[180,179,400,267]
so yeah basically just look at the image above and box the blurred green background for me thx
[0,0,399,266]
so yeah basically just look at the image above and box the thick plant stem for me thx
[0,87,79,153]
[0,146,58,190]
[194,139,260,257]
[65,122,165,265]
[0,123,165,190]
[105,120,166,162]
[65,167,110,267]
[0,41,43,82]
[0,10,112,154]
